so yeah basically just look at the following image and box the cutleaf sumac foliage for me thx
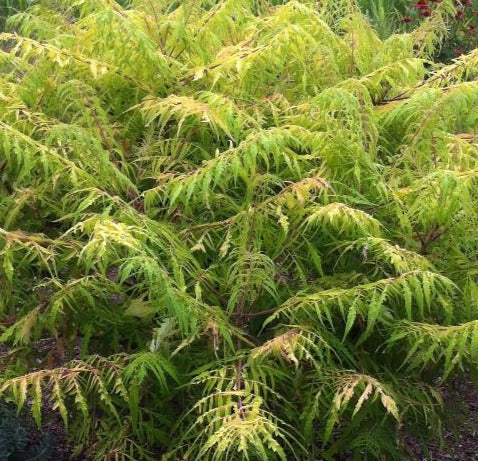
[0,0,477,459]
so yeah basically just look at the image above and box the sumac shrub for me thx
[0,1,478,460]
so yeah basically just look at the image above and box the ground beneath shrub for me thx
[49,375,478,461]
[404,376,478,460]
[3,337,477,461]
[23,376,478,460]
[19,379,478,460]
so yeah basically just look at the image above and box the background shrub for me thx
[359,0,478,59]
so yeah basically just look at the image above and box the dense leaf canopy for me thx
[1,0,478,459]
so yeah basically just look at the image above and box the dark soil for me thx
[45,419,74,461]
[404,376,478,460]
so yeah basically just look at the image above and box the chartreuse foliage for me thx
[0,0,478,459]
